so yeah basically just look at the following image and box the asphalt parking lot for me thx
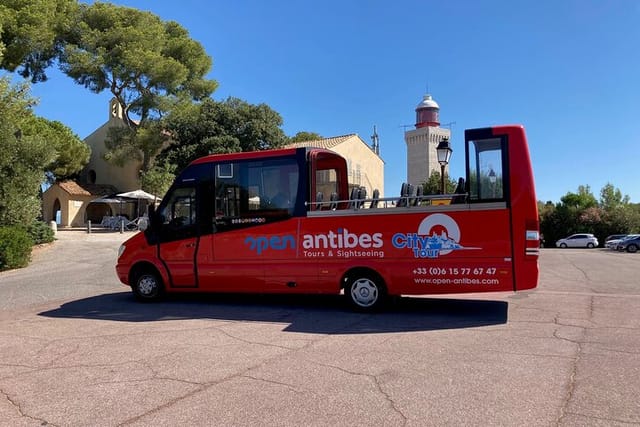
[0,230,639,426]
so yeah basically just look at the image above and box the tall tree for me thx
[61,2,216,127]
[422,170,457,195]
[0,0,78,82]
[599,183,629,211]
[60,2,217,176]
[159,97,288,171]
[289,131,323,143]
[560,185,598,210]
[103,120,169,174]
[0,78,56,225]
[22,117,90,181]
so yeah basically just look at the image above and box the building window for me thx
[88,170,97,184]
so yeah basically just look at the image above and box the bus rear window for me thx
[467,137,505,201]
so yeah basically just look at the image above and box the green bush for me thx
[0,226,34,271]
[27,221,55,244]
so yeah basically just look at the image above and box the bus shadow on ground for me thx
[39,292,508,334]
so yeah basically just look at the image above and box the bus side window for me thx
[213,158,299,232]
[467,137,505,201]
[156,186,197,241]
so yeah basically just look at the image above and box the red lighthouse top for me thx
[415,94,440,128]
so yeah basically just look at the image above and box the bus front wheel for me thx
[345,273,387,312]
[132,268,164,302]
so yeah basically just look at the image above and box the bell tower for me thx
[109,98,124,121]
[404,94,451,188]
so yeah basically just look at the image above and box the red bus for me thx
[116,124,539,311]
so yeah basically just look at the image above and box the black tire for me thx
[587,243,595,248]
[345,272,387,312]
[132,268,164,302]
[559,243,567,248]
[627,244,638,253]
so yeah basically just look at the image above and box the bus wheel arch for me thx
[130,262,165,302]
[342,267,388,311]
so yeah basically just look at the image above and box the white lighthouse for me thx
[404,94,451,188]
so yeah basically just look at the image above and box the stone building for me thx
[79,98,142,192]
[404,94,451,188]
[42,98,141,227]
[41,181,118,228]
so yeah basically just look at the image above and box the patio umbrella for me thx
[90,197,122,204]
[89,196,125,217]
[117,189,158,217]
[116,189,157,201]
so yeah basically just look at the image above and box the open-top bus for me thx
[116,124,539,311]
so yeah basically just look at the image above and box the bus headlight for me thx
[117,244,126,259]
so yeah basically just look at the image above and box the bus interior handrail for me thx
[305,192,469,210]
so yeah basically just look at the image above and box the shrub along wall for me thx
[27,221,55,245]
[0,226,34,271]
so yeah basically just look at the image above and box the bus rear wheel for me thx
[132,268,164,302]
[345,273,387,312]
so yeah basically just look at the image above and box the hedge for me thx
[27,221,55,245]
[0,226,34,271]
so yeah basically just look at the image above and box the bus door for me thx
[464,127,538,292]
[203,161,265,292]
[156,185,199,288]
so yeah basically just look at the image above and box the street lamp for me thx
[436,137,453,194]
[488,168,497,198]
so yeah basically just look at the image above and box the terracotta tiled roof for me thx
[285,134,358,149]
[57,180,118,196]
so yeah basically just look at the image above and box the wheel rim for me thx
[629,245,638,253]
[350,278,379,307]
[138,274,158,297]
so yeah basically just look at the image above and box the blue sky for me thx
[22,0,640,203]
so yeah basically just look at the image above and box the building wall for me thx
[42,186,97,227]
[42,185,65,225]
[331,137,385,198]
[405,126,451,189]
[80,99,142,192]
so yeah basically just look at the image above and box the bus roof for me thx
[188,146,340,166]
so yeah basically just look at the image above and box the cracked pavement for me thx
[0,231,639,426]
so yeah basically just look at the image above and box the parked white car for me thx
[556,233,599,248]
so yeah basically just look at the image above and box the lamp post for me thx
[488,168,496,198]
[436,137,453,194]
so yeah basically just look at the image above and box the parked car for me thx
[616,235,640,253]
[605,234,628,250]
[556,233,599,248]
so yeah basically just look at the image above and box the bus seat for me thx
[349,187,360,209]
[315,192,324,210]
[370,189,380,208]
[329,192,338,210]
[451,178,467,204]
[357,187,367,209]
[397,183,409,207]
[413,185,423,206]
